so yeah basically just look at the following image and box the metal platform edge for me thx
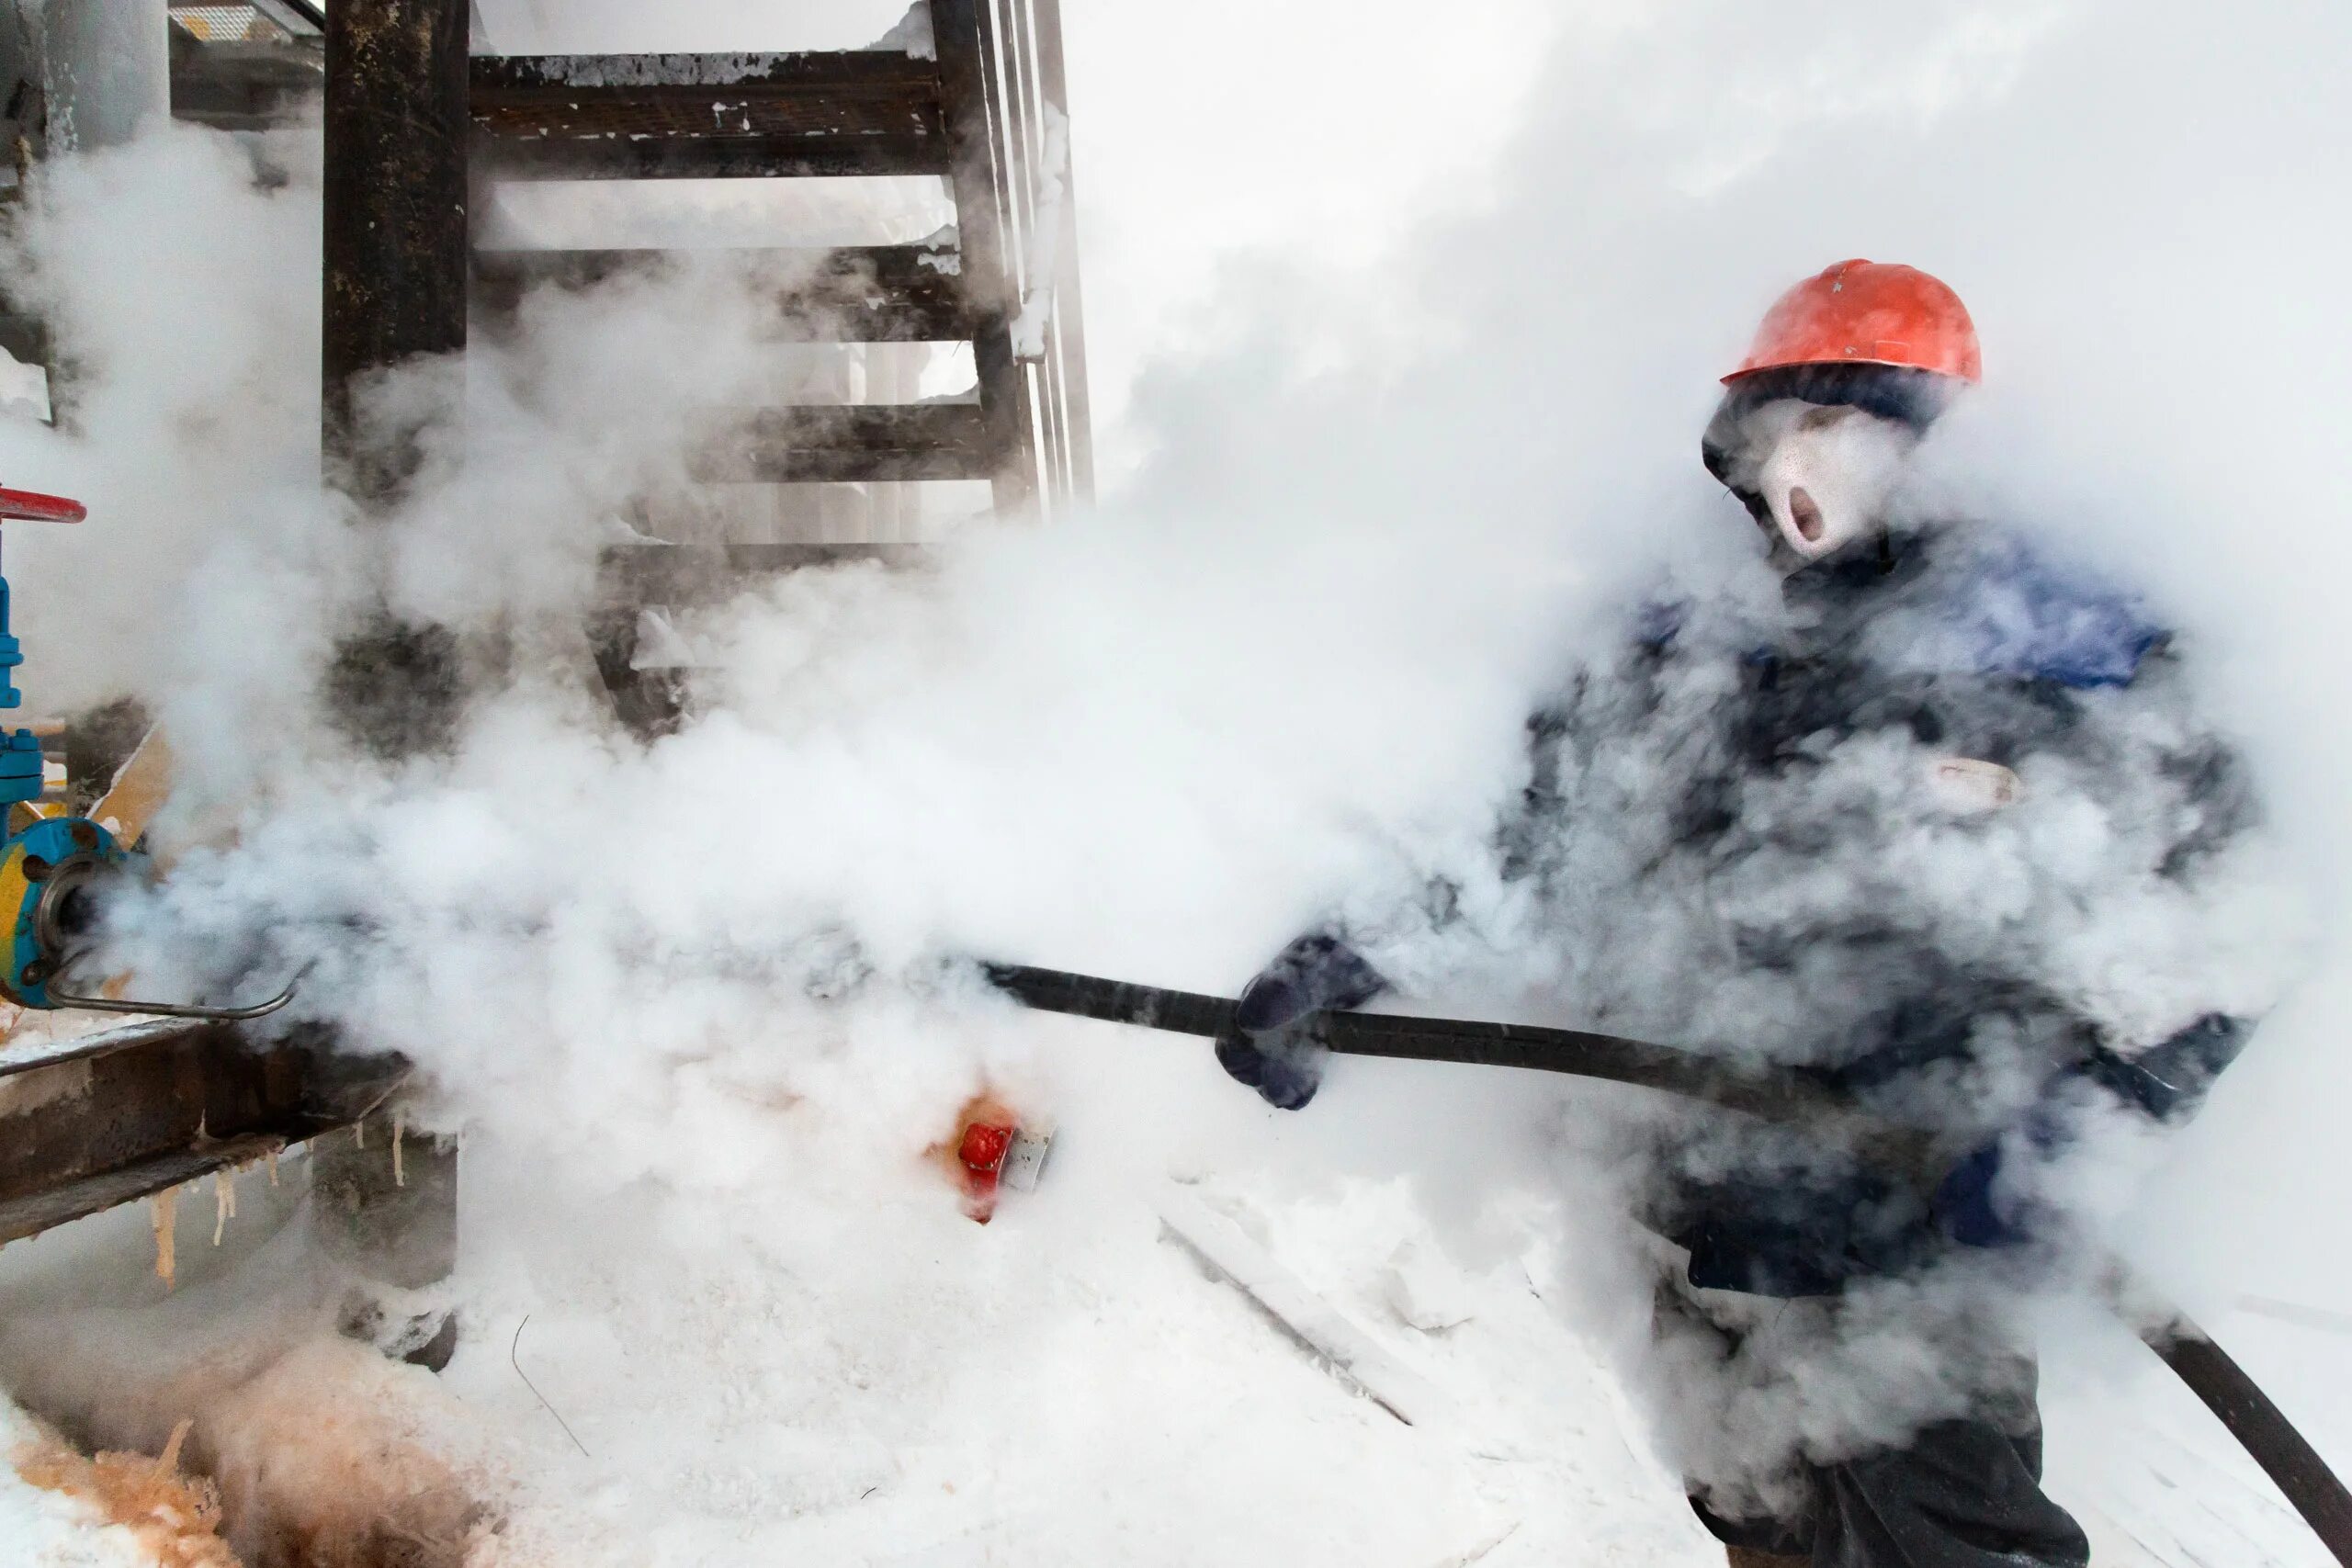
[0,1019,401,1247]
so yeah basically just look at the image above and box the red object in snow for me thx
[956,1115,1018,1224]
[0,486,86,525]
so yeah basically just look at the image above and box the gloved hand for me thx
[1214,932,1388,1110]
[1932,1014,2250,1250]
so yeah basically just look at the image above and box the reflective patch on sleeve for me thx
[1928,757,2024,813]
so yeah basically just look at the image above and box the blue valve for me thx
[0,528,47,807]
[0,482,101,1002]
[0,485,87,811]
[0,483,297,1018]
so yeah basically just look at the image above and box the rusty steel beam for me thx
[469,51,950,182]
[320,0,470,751]
[469,51,942,93]
[0,1021,402,1246]
[313,0,466,1322]
[482,134,948,182]
[322,0,469,495]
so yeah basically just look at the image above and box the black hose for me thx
[2148,1317,2352,1566]
[983,958,2352,1562]
[980,961,1928,1164]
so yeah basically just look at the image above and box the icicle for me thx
[353,1119,365,1150]
[392,1109,405,1190]
[266,1148,279,1187]
[155,1416,192,1478]
[152,1189,178,1291]
[211,1170,235,1247]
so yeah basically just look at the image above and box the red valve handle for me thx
[0,486,85,524]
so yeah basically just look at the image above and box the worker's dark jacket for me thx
[1230,519,2274,1566]
[1484,522,2258,1297]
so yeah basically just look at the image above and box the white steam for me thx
[0,0,2344,1559]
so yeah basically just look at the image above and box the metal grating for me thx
[170,5,290,43]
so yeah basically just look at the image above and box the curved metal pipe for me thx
[44,977,299,1023]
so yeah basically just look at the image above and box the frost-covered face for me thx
[1746,400,1921,565]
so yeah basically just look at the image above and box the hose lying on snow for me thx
[983,959,2352,1568]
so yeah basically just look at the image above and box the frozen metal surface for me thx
[0,1021,401,1245]
[0,1014,210,1079]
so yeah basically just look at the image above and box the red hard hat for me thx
[1724,259,1982,385]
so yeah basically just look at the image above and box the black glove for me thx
[1214,932,1388,1110]
[1933,1012,2249,1249]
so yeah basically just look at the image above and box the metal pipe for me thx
[994,0,1036,285]
[45,977,298,1022]
[933,0,1037,514]
[1027,0,1095,503]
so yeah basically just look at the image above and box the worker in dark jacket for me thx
[1219,261,2278,1568]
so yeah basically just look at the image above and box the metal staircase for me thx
[463,0,1091,730]
[0,0,1097,1310]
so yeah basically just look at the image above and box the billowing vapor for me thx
[0,0,2346,1561]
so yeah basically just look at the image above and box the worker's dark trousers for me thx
[1656,1267,2091,1568]
[1689,1416,2090,1568]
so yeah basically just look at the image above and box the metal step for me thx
[690,402,1003,483]
[723,542,930,570]
[168,25,326,131]
[469,244,993,342]
[597,540,926,603]
[469,51,951,179]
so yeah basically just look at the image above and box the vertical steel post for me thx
[40,0,168,154]
[318,0,469,760]
[322,0,469,499]
[317,0,468,1364]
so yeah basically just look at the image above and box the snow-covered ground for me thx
[0,1401,187,1568]
[0,1022,2341,1567]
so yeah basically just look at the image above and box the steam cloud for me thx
[0,0,2345,1560]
